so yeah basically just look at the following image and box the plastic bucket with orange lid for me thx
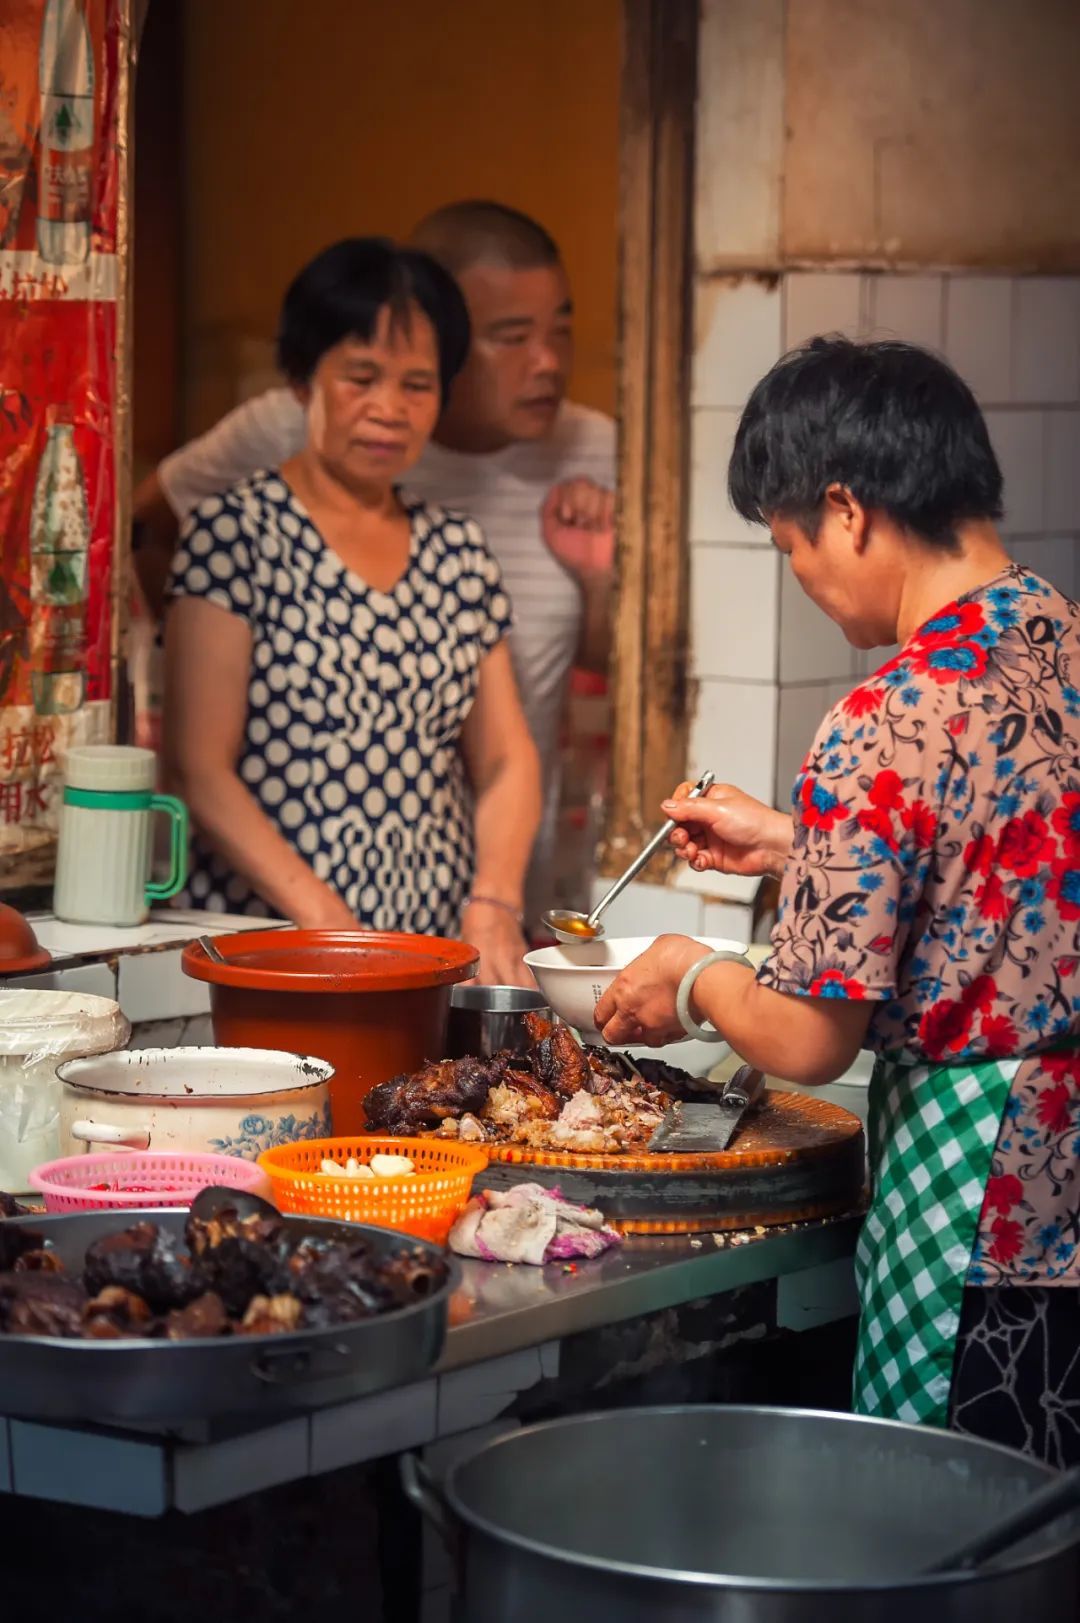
[182,929,478,1135]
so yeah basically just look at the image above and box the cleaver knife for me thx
[647,1064,766,1154]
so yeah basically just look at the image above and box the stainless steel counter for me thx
[0,1213,860,1516]
[442,1213,861,1369]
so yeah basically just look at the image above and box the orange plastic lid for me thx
[181,928,478,994]
[0,904,51,976]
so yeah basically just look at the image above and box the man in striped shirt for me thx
[133,201,616,931]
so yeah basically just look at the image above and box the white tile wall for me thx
[587,876,703,937]
[5,960,118,997]
[775,683,830,806]
[694,0,785,270]
[309,1380,436,1475]
[783,273,865,349]
[1009,537,1078,599]
[986,410,1045,534]
[944,277,1013,402]
[438,1346,554,1435]
[1013,279,1080,405]
[1045,411,1080,533]
[670,864,761,904]
[172,1418,309,1513]
[691,545,778,682]
[9,1421,168,1515]
[702,900,754,941]
[128,1013,214,1050]
[869,275,945,351]
[778,563,858,684]
[690,407,768,544]
[693,280,783,410]
[825,678,856,711]
[689,679,778,807]
[684,242,1080,940]
[856,644,900,681]
[117,949,211,1024]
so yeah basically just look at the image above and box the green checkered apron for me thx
[852,1048,1020,1428]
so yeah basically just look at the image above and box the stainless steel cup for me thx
[446,985,553,1059]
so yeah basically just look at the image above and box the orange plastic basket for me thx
[257,1137,487,1243]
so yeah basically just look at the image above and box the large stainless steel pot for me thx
[402,1405,1080,1622]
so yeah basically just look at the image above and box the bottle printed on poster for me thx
[29,412,90,716]
[37,0,94,267]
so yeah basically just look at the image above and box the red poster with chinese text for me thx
[0,0,121,884]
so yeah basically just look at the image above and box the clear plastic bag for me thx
[0,990,129,1190]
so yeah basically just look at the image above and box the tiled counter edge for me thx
[0,1345,562,1516]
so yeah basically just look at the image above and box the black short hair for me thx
[410,200,560,276]
[275,238,470,393]
[728,336,1004,551]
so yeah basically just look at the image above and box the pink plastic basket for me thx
[29,1151,269,1213]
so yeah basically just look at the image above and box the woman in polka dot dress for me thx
[163,240,540,986]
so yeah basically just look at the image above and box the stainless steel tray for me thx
[0,1210,455,1425]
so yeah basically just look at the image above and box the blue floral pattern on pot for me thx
[209,1102,331,1160]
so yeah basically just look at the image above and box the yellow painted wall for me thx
[181,0,621,434]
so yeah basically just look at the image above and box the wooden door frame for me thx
[602,0,698,878]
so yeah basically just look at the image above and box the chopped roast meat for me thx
[0,1224,47,1271]
[165,1292,229,1340]
[0,1192,30,1218]
[13,1247,65,1272]
[362,1014,706,1151]
[456,1113,488,1142]
[630,1054,710,1095]
[365,1054,499,1132]
[522,1009,555,1044]
[381,1248,444,1299]
[288,1236,399,1323]
[195,1235,290,1317]
[532,1024,591,1098]
[185,1207,283,1256]
[481,1074,560,1131]
[536,1089,610,1154]
[0,1273,87,1337]
[238,1293,303,1336]
[84,1222,206,1313]
[184,1206,291,1314]
[83,1286,154,1339]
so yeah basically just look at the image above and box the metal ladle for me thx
[542,770,716,943]
[924,1460,1080,1574]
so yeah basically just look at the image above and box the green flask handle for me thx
[146,794,189,901]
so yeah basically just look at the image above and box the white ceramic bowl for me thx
[780,1049,874,1132]
[523,936,759,1071]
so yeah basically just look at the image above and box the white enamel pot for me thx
[56,1047,333,1160]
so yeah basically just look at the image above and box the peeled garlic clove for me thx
[320,1158,343,1175]
[369,1153,415,1178]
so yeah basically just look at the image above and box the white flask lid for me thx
[64,745,156,793]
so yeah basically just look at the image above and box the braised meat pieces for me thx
[365,1055,494,1133]
[85,1221,208,1313]
[0,1205,447,1342]
[369,1021,707,1155]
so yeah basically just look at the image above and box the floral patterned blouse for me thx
[758,566,1080,1286]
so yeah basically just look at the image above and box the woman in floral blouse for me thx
[596,338,1080,1466]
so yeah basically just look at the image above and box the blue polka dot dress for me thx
[167,472,512,934]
